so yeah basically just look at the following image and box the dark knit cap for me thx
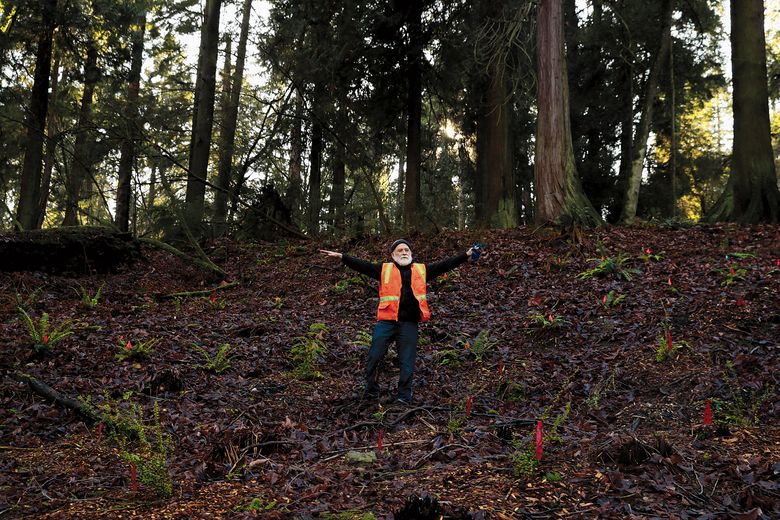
[389,239,412,253]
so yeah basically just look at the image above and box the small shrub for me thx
[447,416,464,436]
[290,323,329,380]
[719,265,747,286]
[75,283,104,308]
[577,252,640,281]
[353,330,372,348]
[715,361,775,426]
[207,291,226,310]
[332,275,366,294]
[637,248,664,263]
[509,446,538,478]
[15,285,45,311]
[193,343,232,373]
[600,290,625,309]
[90,396,173,498]
[18,308,73,353]
[458,329,496,362]
[528,313,568,329]
[654,322,690,362]
[116,337,159,361]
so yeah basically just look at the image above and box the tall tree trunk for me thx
[708,0,779,223]
[307,118,323,235]
[396,143,405,225]
[611,61,634,222]
[213,0,252,236]
[331,137,346,232]
[184,0,222,235]
[37,46,61,229]
[63,42,99,226]
[15,0,57,230]
[115,9,146,233]
[475,58,515,228]
[403,1,423,232]
[285,91,303,223]
[213,35,233,234]
[534,0,600,227]
[620,0,673,224]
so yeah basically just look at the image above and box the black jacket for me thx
[342,252,468,322]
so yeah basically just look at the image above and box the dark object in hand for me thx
[471,242,484,262]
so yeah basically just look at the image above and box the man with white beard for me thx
[320,239,479,405]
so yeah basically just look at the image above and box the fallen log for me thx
[9,371,137,439]
[0,227,140,274]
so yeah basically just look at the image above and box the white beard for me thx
[394,256,412,266]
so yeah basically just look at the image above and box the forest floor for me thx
[1,224,779,519]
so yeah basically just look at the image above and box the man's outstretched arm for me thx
[425,248,473,279]
[319,250,382,280]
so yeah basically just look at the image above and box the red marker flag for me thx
[43,335,49,345]
[667,277,673,286]
[130,462,137,492]
[703,400,713,425]
[736,296,746,307]
[210,290,217,304]
[377,429,383,452]
[97,423,103,437]
[602,294,607,304]
[547,314,553,322]
[125,340,133,350]
[730,266,735,276]
[465,395,474,417]
[535,421,543,461]
[645,248,651,255]
[666,329,673,351]
[498,359,504,375]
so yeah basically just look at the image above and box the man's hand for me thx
[319,249,343,259]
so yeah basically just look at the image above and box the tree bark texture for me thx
[534,0,600,227]
[15,0,57,231]
[63,42,100,226]
[307,119,323,235]
[115,10,146,233]
[285,91,304,223]
[709,0,779,223]
[475,58,515,228]
[37,47,61,230]
[620,0,673,223]
[185,0,222,235]
[213,0,252,235]
[403,1,423,232]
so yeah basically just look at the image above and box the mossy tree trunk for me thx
[534,0,600,227]
[708,0,779,223]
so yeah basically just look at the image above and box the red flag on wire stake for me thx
[498,359,504,376]
[465,395,474,417]
[666,329,673,351]
[130,462,137,493]
[704,400,713,425]
[97,423,103,437]
[377,429,383,452]
[535,421,543,461]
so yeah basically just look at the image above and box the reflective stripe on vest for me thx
[377,262,430,322]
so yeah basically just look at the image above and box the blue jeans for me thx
[365,320,418,401]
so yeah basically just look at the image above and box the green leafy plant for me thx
[75,283,104,308]
[116,337,159,361]
[543,471,562,482]
[726,251,756,260]
[528,313,568,329]
[332,275,366,294]
[719,265,747,286]
[459,329,496,362]
[353,330,372,348]
[585,371,616,409]
[18,307,73,353]
[714,361,775,426]
[548,253,570,270]
[654,321,690,362]
[119,402,172,497]
[447,416,465,436]
[371,405,386,422]
[577,252,640,281]
[193,343,232,373]
[207,291,226,310]
[509,444,538,478]
[272,296,284,310]
[290,323,329,380]
[637,248,664,262]
[15,284,44,311]
[600,290,625,309]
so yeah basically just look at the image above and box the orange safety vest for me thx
[377,262,430,322]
